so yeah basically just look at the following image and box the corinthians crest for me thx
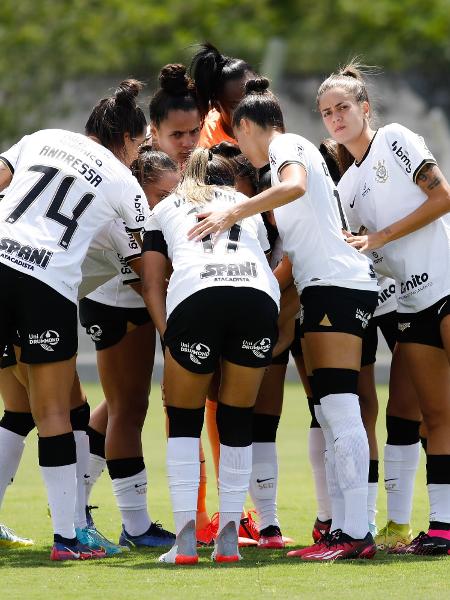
[373,159,388,183]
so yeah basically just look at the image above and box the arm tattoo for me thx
[417,163,442,190]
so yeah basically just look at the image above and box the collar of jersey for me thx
[355,129,379,168]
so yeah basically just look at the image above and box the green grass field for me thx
[1,382,448,600]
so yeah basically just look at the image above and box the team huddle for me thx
[0,42,449,564]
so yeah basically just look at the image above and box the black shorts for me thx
[79,297,151,351]
[0,344,17,369]
[397,295,450,348]
[0,263,77,364]
[272,318,303,365]
[164,287,279,374]
[361,310,397,367]
[300,285,379,339]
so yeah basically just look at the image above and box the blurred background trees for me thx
[1,0,449,140]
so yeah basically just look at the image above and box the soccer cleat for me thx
[50,540,106,561]
[196,512,256,547]
[258,525,285,549]
[300,530,376,561]
[76,526,128,556]
[239,509,259,541]
[287,531,334,558]
[390,531,450,556]
[119,521,176,548]
[196,513,218,546]
[212,521,242,563]
[375,520,413,551]
[159,520,198,565]
[312,517,332,542]
[0,523,34,547]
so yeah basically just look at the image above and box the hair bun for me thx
[114,79,143,104]
[245,77,270,95]
[159,64,193,95]
[338,64,364,81]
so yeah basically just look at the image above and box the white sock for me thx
[111,469,151,536]
[428,484,450,525]
[314,405,344,531]
[41,463,77,539]
[384,443,420,524]
[218,443,252,535]
[321,394,369,540]
[249,442,279,531]
[368,482,378,527]
[74,431,89,529]
[167,437,199,536]
[0,427,25,508]
[85,454,106,504]
[308,427,332,522]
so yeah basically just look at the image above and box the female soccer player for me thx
[0,78,151,560]
[190,42,257,148]
[80,148,179,549]
[188,78,380,561]
[142,148,280,564]
[318,62,450,556]
[149,64,202,167]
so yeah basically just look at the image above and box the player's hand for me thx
[346,231,383,251]
[187,208,236,241]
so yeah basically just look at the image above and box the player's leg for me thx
[85,400,108,518]
[391,304,450,555]
[293,286,378,561]
[158,349,214,565]
[0,360,35,546]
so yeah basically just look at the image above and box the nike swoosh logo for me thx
[350,197,356,208]
[134,483,147,488]
[83,474,90,479]
[438,300,448,315]
[256,478,274,483]
[384,478,398,482]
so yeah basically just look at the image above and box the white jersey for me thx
[145,187,280,318]
[337,123,450,313]
[0,129,150,303]
[79,219,142,307]
[269,133,378,294]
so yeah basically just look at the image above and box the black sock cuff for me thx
[107,456,145,480]
[386,415,420,445]
[429,520,450,531]
[54,534,78,546]
[426,455,450,484]
[39,432,76,467]
[217,403,253,447]
[87,426,106,458]
[0,410,35,437]
[166,405,204,438]
[307,397,320,428]
[252,413,280,442]
[313,368,359,400]
[70,402,90,432]
[369,459,379,483]
[420,437,428,453]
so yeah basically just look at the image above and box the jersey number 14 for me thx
[6,165,95,249]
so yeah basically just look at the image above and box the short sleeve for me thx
[108,219,141,262]
[384,123,436,183]
[0,136,28,174]
[268,134,307,180]
[117,177,152,232]
[337,169,361,234]
[142,211,168,257]
[255,215,270,253]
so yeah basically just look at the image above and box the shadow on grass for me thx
[0,545,447,570]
